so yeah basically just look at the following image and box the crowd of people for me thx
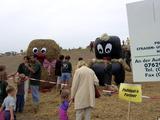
[0,55,73,120]
[0,52,131,120]
[0,55,42,120]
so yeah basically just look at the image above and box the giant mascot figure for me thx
[27,39,60,89]
[90,33,125,88]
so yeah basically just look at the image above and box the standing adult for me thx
[71,61,99,120]
[26,56,41,113]
[55,55,64,89]
[124,47,131,71]
[16,56,31,112]
[90,41,94,52]
[61,56,72,87]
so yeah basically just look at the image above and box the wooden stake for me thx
[127,102,131,120]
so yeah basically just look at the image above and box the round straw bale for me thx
[27,39,61,89]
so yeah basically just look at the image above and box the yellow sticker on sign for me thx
[119,83,142,103]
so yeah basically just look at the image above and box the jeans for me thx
[61,73,71,81]
[30,85,40,105]
[4,111,16,120]
[16,95,24,112]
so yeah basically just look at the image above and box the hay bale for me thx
[27,39,60,59]
[27,39,61,89]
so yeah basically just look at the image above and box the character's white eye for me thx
[105,43,112,53]
[41,48,47,54]
[97,44,103,54]
[32,47,38,54]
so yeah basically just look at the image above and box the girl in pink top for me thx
[59,89,70,120]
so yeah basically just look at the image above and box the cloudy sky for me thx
[0,0,142,52]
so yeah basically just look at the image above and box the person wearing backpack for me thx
[0,65,8,105]
[61,56,72,87]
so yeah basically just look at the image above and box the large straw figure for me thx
[27,39,60,89]
[91,33,123,87]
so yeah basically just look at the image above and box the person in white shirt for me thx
[0,86,16,120]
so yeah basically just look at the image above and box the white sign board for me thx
[127,0,160,82]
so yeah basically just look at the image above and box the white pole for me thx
[127,102,131,120]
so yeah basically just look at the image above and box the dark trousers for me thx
[16,95,24,112]
[4,111,16,120]
[90,47,93,52]
[126,59,131,71]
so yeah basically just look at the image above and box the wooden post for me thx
[127,102,131,120]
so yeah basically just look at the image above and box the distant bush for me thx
[5,51,17,56]
[78,47,82,50]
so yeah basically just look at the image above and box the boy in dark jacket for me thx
[61,56,72,87]
[55,55,64,89]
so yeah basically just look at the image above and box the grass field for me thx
[0,49,160,120]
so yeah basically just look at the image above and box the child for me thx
[0,65,8,105]
[1,86,16,120]
[16,74,27,113]
[59,89,70,120]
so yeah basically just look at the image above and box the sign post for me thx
[127,102,131,120]
[119,83,142,120]
[127,0,160,82]
[125,1,160,119]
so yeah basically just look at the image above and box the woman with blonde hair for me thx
[76,60,87,69]
[71,60,99,120]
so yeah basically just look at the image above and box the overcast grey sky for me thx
[0,0,142,52]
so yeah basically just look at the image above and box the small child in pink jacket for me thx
[59,89,70,120]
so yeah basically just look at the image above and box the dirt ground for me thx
[0,49,160,120]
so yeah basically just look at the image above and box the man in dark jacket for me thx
[55,55,64,89]
[17,56,31,107]
[26,56,41,113]
[61,56,72,86]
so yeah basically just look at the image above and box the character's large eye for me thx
[105,43,112,53]
[32,47,38,54]
[41,48,47,54]
[97,44,103,54]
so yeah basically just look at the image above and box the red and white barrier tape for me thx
[29,78,57,85]
[103,90,160,100]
